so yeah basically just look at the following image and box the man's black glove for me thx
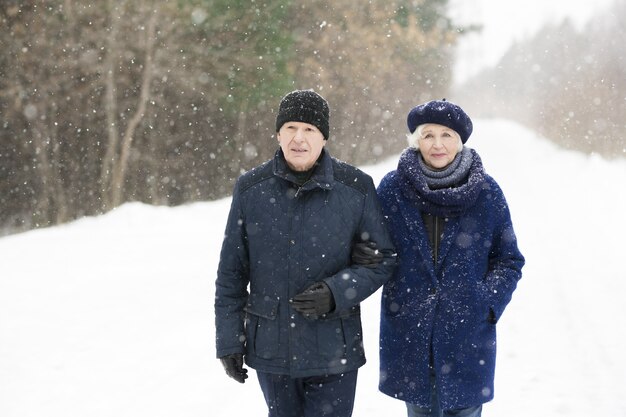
[351,241,383,267]
[220,353,248,383]
[290,281,336,316]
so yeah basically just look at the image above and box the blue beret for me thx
[407,99,473,143]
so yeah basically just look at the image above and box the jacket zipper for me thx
[294,185,303,198]
[294,179,313,198]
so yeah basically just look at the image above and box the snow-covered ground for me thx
[1,119,625,417]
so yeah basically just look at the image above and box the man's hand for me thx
[290,281,335,316]
[220,353,248,383]
[351,241,383,267]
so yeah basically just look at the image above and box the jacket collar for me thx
[273,148,334,191]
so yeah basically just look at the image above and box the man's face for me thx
[277,121,326,172]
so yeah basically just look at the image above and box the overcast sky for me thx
[449,0,617,84]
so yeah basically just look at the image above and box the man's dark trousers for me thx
[256,370,358,417]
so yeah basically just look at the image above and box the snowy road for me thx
[1,119,625,416]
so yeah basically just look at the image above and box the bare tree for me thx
[107,3,158,207]
[99,0,123,207]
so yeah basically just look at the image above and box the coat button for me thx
[290,239,296,245]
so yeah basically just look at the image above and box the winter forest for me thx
[2,0,457,234]
[2,0,625,236]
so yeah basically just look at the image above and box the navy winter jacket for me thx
[377,152,524,409]
[215,149,396,377]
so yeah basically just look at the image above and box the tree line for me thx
[454,0,626,159]
[1,0,464,235]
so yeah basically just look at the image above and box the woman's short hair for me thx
[407,124,463,152]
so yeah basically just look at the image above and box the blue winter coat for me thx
[377,149,524,409]
[215,149,396,378]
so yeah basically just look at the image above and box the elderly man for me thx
[215,89,396,417]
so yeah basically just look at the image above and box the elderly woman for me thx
[376,100,525,417]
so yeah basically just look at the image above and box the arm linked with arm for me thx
[325,179,397,312]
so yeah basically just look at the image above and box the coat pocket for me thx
[477,281,498,324]
[244,293,280,359]
[316,310,364,366]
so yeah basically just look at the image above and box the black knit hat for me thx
[407,99,473,143]
[275,90,330,140]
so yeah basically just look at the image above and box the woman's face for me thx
[417,123,462,169]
